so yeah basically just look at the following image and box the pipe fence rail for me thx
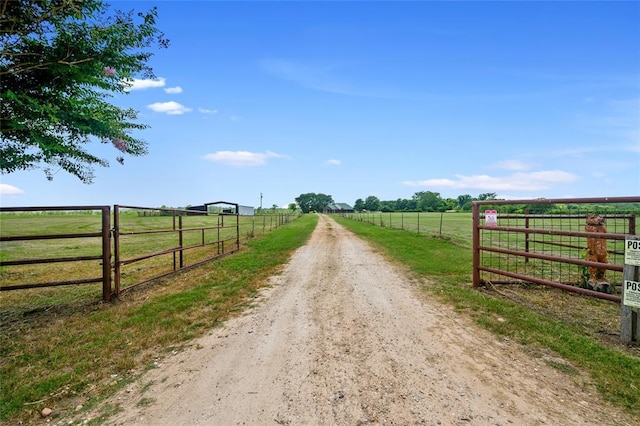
[0,206,112,300]
[112,203,240,296]
[471,196,639,302]
[1,204,298,302]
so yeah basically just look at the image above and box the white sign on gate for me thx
[623,236,640,309]
[484,210,497,228]
[623,280,640,309]
[624,237,640,266]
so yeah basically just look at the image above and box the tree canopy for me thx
[294,191,496,215]
[350,191,499,213]
[295,193,334,214]
[0,0,168,183]
[363,195,380,212]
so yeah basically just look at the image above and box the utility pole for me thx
[260,193,263,210]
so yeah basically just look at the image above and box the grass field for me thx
[1,212,639,424]
[345,211,474,245]
[0,210,297,301]
[343,211,631,293]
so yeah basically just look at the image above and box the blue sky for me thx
[2,1,639,209]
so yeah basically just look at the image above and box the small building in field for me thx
[238,205,255,216]
[323,203,354,214]
[187,201,253,216]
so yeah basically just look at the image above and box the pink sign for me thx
[484,210,497,227]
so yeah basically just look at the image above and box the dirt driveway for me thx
[79,214,635,425]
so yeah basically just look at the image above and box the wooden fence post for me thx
[621,236,640,345]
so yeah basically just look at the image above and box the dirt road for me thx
[84,215,635,425]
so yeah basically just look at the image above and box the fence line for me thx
[342,211,473,243]
[112,204,241,297]
[1,205,299,302]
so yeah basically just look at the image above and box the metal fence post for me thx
[112,205,121,298]
[101,206,112,302]
[472,202,481,288]
[236,212,240,250]
[178,214,184,269]
[172,209,177,270]
[525,209,530,263]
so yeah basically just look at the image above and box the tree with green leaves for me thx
[413,191,444,212]
[457,194,473,211]
[363,195,380,212]
[294,193,333,214]
[1,0,168,183]
[477,192,497,201]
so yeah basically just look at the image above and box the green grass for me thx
[345,211,474,245]
[2,212,639,422]
[342,211,630,293]
[333,215,640,414]
[0,214,318,423]
[0,211,297,300]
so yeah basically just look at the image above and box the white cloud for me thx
[125,77,167,91]
[403,170,577,192]
[203,150,287,167]
[164,86,183,94]
[0,184,25,196]
[147,101,192,115]
[198,108,218,114]
[323,159,341,166]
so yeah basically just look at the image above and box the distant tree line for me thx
[295,192,640,215]
[353,192,498,213]
[292,191,496,214]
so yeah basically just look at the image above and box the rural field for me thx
[0,209,293,302]
[0,213,639,425]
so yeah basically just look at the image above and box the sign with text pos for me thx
[623,236,640,309]
[625,237,640,266]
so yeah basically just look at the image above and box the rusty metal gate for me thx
[112,202,240,296]
[0,206,113,300]
[0,202,241,301]
[472,196,639,303]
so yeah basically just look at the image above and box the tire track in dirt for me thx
[74,214,636,425]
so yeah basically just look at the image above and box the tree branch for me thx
[0,57,95,77]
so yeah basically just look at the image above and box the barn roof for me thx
[335,203,353,210]
[325,203,353,211]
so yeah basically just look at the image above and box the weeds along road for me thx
[81,214,635,425]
